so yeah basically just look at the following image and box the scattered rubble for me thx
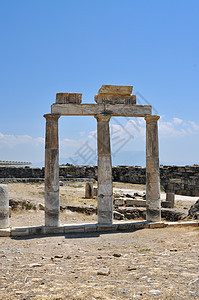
[188,199,199,219]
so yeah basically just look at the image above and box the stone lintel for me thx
[51,104,152,117]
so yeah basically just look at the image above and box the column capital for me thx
[44,113,61,120]
[94,114,111,122]
[145,115,160,122]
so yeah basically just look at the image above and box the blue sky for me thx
[0,0,198,166]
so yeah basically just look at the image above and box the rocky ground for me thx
[0,182,199,299]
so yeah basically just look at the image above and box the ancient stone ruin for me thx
[44,85,161,227]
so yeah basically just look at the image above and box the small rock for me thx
[127,266,136,271]
[65,255,71,259]
[31,278,43,282]
[97,255,102,259]
[113,253,121,257]
[126,193,135,198]
[15,291,27,295]
[170,248,177,252]
[134,192,142,197]
[113,211,124,220]
[97,267,110,276]
[149,289,162,296]
[59,181,64,186]
[54,255,63,259]
[29,263,42,268]
[38,203,45,210]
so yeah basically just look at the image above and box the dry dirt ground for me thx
[0,182,199,299]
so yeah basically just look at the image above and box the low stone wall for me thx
[0,165,199,196]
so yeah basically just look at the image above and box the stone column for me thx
[0,185,9,228]
[145,115,161,222]
[44,113,61,227]
[95,115,113,224]
[85,182,94,199]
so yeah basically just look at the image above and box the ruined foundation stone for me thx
[0,184,9,228]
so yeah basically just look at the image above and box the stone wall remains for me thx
[0,165,199,196]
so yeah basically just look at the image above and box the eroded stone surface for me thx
[56,93,82,104]
[95,85,136,105]
[0,184,9,228]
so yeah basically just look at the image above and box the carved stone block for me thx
[56,93,82,104]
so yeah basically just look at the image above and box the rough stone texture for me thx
[98,85,133,94]
[2,165,199,196]
[95,115,113,224]
[93,187,98,197]
[188,199,199,219]
[165,192,175,208]
[95,94,136,105]
[145,115,161,222]
[56,93,82,104]
[0,184,9,228]
[85,182,94,199]
[51,103,151,117]
[44,114,60,227]
[116,207,187,221]
[95,85,136,105]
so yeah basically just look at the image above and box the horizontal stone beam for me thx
[51,104,152,117]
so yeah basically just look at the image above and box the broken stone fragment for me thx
[95,85,136,105]
[113,211,124,220]
[188,199,199,219]
[113,253,121,257]
[98,85,133,95]
[97,267,110,276]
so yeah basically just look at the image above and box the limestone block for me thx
[125,199,146,207]
[95,85,136,105]
[95,94,136,105]
[166,192,175,208]
[0,184,9,228]
[56,93,82,104]
[114,198,125,206]
[98,85,133,95]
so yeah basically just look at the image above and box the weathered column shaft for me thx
[0,184,9,228]
[145,115,161,222]
[44,113,60,227]
[85,182,94,199]
[95,115,113,224]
